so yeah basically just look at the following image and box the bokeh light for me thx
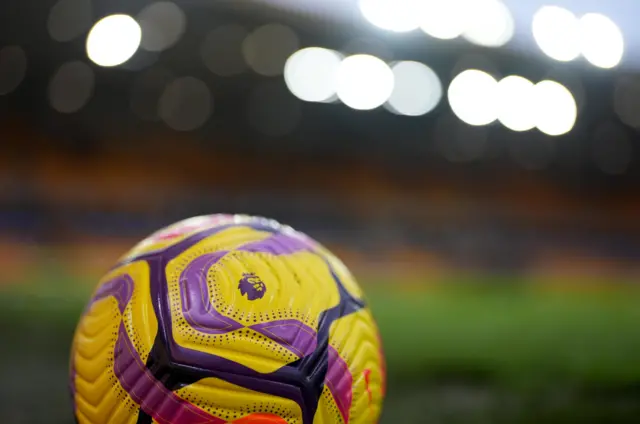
[532,6,580,62]
[532,80,577,136]
[336,54,394,111]
[448,69,499,126]
[496,75,535,132]
[419,0,468,40]
[47,0,92,42]
[579,13,624,69]
[137,1,186,52]
[614,76,640,128]
[462,0,514,47]
[386,61,442,116]
[0,46,28,95]
[284,47,342,103]
[242,24,299,77]
[158,76,212,131]
[201,25,248,77]
[359,0,421,33]
[48,61,94,113]
[86,14,142,67]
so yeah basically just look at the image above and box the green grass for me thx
[368,285,640,387]
[3,278,640,388]
[2,278,640,423]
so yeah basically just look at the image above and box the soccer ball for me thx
[70,214,385,424]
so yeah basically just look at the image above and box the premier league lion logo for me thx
[238,272,267,300]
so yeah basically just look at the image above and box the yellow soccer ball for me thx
[70,214,385,424]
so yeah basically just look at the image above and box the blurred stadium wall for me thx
[1,126,639,288]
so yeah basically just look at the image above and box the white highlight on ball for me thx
[86,14,141,67]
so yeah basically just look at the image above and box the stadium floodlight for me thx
[419,0,468,40]
[532,6,580,62]
[284,47,343,103]
[496,75,535,132]
[359,0,422,32]
[448,69,499,126]
[579,13,624,69]
[336,54,395,110]
[462,0,514,47]
[86,14,141,67]
[532,80,577,136]
[386,61,442,116]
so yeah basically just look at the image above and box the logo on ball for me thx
[238,273,267,300]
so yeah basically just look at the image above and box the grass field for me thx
[1,278,639,423]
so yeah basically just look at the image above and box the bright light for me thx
[419,0,469,40]
[158,77,212,131]
[532,6,580,62]
[49,61,94,113]
[359,0,421,32]
[0,46,27,95]
[448,69,498,126]
[387,61,442,116]
[242,24,299,77]
[496,75,535,132]
[579,13,624,69]
[463,0,514,47]
[137,1,186,52]
[86,14,141,67]
[284,47,342,103]
[336,54,394,110]
[532,80,577,136]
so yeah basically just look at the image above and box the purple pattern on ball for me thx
[73,222,359,424]
[249,320,318,357]
[179,252,244,334]
[114,325,225,424]
[238,233,315,255]
[327,346,353,422]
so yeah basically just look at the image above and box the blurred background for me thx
[1,0,640,422]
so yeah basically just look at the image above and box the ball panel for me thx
[117,214,236,262]
[72,292,140,424]
[112,324,226,424]
[175,376,303,423]
[312,387,345,424]
[119,261,157,364]
[166,228,341,373]
[328,310,384,424]
[206,250,340,328]
[326,345,353,422]
[315,246,364,302]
